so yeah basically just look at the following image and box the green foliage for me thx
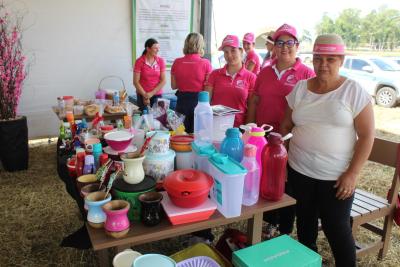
[316,6,400,51]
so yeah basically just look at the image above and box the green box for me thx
[232,235,321,267]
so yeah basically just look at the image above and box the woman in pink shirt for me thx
[171,33,212,133]
[261,31,275,69]
[243,32,261,75]
[133,38,166,111]
[205,35,256,127]
[246,23,315,238]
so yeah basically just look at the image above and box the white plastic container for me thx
[208,153,247,218]
[143,149,175,182]
[191,142,217,175]
[194,92,213,146]
[175,151,193,170]
[213,114,235,142]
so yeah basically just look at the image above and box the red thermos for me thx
[260,132,288,201]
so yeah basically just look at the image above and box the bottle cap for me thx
[198,91,209,102]
[250,127,265,137]
[225,127,240,137]
[244,144,257,157]
[269,132,283,144]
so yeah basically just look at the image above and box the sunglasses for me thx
[275,39,298,48]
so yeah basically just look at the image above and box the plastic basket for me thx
[177,256,220,267]
[170,243,232,267]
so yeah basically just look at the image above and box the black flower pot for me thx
[0,116,29,171]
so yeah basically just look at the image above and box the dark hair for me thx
[142,38,158,56]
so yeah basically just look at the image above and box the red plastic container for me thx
[67,156,77,178]
[104,131,133,151]
[260,132,288,201]
[163,169,214,208]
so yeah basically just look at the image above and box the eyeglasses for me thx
[274,39,298,48]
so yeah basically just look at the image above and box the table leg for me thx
[97,249,110,267]
[247,212,263,245]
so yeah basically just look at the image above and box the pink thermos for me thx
[260,132,289,201]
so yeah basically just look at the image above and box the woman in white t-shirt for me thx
[281,34,374,267]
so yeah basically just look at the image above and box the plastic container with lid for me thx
[143,149,175,182]
[213,114,235,142]
[163,169,214,208]
[191,142,217,175]
[170,135,194,152]
[133,254,176,267]
[208,153,247,218]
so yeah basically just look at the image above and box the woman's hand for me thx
[143,97,150,106]
[334,171,357,200]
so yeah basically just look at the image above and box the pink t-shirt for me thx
[171,54,212,93]
[254,58,315,131]
[206,65,257,127]
[244,50,260,75]
[134,55,166,95]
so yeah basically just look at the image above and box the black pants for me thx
[137,94,161,112]
[288,165,356,267]
[175,91,199,134]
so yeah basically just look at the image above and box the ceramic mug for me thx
[138,192,163,226]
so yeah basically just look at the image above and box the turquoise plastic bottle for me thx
[220,128,244,162]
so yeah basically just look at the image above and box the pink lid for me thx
[63,95,74,100]
[244,144,257,157]
[250,127,264,133]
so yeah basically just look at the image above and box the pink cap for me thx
[219,35,242,50]
[312,34,346,55]
[243,32,255,44]
[273,23,298,41]
[244,144,257,157]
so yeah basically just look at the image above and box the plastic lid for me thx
[63,96,73,100]
[170,135,194,145]
[209,153,247,175]
[225,127,240,138]
[198,91,209,102]
[84,155,94,165]
[164,169,214,193]
[244,144,257,157]
[133,254,176,267]
[191,142,216,156]
[269,132,283,144]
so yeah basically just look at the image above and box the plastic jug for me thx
[260,132,288,201]
[220,128,244,162]
[246,125,273,170]
[194,91,213,146]
[241,144,260,206]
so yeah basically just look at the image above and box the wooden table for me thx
[87,194,296,267]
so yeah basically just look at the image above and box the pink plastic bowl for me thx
[104,131,134,151]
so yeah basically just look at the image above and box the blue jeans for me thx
[288,165,356,267]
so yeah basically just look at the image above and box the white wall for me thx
[5,0,200,138]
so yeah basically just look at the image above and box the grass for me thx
[0,106,399,266]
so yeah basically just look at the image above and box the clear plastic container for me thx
[241,144,260,206]
[194,92,213,146]
[208,153,247,218]
[213,114,235,142]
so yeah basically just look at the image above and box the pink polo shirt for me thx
[244,50,260,75]
[254,58,315,131]
[206,65,256,127]
[171,54,212,92]
[134,55,166,95]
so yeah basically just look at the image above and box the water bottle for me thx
[247,126,272,173]
[220,128,244,162]
[241,144,260,206]
[92,143,103,171]
[57,97,66,118]
[194,91,213,146]
[260,132,288,201]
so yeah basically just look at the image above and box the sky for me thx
[212,0,400,50]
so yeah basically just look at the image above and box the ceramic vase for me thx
[121,153,145,184]
[85,191,112,228]
[102,200,130,238]
[138,192,163,226]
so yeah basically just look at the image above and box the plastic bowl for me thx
[104,130,134,151]
[176,256,220,267]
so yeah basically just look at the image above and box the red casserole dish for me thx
[163,169,214,208]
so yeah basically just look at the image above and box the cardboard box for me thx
[232,235,321,267]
